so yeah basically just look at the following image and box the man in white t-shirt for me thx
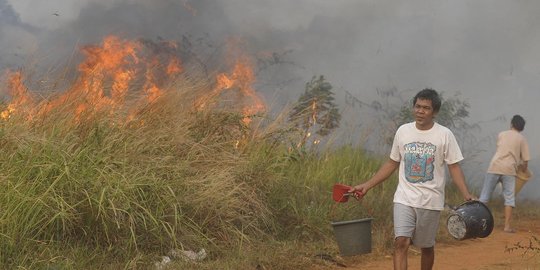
[479,115,530,233]
[349,88,475,270]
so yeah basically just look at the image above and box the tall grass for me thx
[0,85,279,268]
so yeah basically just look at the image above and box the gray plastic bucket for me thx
[331,218,373,256]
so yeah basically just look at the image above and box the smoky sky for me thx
[3,0,540,198]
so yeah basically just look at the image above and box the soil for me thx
[335,216,540,269]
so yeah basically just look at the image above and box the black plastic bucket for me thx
[446,200,494,240]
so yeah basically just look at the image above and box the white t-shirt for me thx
[390,122,464,210]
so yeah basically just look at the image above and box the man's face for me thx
[413,98,437,130]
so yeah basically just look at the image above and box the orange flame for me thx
[34,36,144,121]
[1,71,33,119]
[1,35,265,126]
[166,58,183,75]
[195,54,266,124]
[77,35,140,111]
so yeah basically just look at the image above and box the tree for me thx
[288,75,341,147]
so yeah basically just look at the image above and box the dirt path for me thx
[345,217,540,269]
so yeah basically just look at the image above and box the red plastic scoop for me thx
[332,183,361,202]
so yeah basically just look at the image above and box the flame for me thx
[234,59,265,123]
[216,73,235,89]
[76,35,140,111]
[1,71,33,119]
[195,54,266,124]
[166,58,183,75]
[35,36,144,121]
[311,100,318,124]
[1,35,265,128]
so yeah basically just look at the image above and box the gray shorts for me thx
[394,203,441,248]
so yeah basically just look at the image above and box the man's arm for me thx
[447,162,475,201]
[349,158,399,197]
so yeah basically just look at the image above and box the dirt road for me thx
[347,217,540,269]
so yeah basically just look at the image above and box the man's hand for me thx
[348,184,368,200]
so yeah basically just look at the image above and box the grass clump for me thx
[0,86,279,268]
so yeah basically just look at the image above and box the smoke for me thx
[0,0,22,25]
[3,0,540,199]
[0,0,39,70]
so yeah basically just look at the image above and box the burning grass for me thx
[0,76,392,269]
[0,35,275,268]
[0,88,277,267]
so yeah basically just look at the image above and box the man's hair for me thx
[413,88,441,112]
[511,115,526,131]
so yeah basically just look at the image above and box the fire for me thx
[216,73,235,89]
[166,58,183,75]
[1,35,265,126]
[195,55,266,124]
[0,71,33,120]
[33,36,144,120]
[76,36,140,111]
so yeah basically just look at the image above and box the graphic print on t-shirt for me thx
[404,142,436,183]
